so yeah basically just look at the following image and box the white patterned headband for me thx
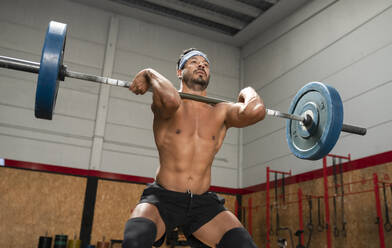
[178,50,210,69]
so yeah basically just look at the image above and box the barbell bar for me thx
[0,56,366,135]
[0,55,366,135]
[0,21,367,160]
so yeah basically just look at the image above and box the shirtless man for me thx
[123,48,266,248]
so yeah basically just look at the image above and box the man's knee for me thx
[122,217,157,248]
[217,227,257,248]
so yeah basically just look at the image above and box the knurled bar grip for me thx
[0,55,367,136]
[0,55,40,74]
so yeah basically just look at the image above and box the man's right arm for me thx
[224,87,266,128]
[130,69,181,119]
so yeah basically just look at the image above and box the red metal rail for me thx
[265,166,292,248]
[248,197,253,236]
[322,154,351,248]
[323,156,332,248]
[373,173,385,248]
[268,169,292,175]
[266,168,271,248]
[326,153,351,160]
[298,188,304,245]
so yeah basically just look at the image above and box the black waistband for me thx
[150,181,210,197]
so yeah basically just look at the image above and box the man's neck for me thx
[180,82,207,96]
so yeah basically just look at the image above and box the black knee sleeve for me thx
[122,217,157,248]
[217,227,257,248]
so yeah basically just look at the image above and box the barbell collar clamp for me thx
[266,109,305,122]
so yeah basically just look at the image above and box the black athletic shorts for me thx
[139,182,227,247]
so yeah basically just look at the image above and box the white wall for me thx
[102,16,241,187]
[3,0,389,189]
[0,0,241,187]
[241,0,392,187]
[0,0,110,169]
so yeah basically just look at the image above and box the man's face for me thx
[180,55,210,91]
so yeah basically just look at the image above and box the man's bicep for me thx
[224,103,246,128]
[151,102,178,120]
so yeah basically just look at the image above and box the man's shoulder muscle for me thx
[151,102,182,120]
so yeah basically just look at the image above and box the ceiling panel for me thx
[110,0,275,35]
[71,0,310,47]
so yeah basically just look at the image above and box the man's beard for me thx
[183,71,210,91]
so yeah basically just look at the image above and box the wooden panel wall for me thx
[242,162,392,248]
[0,168,86,248]
[90,179,146,245]
[0,166,238,248]
[6,161,391,247]
[91,179,238,248]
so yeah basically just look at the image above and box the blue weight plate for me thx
[35,21,67,120]
[286,82,343,160]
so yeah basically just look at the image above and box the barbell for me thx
[0,21,367,160]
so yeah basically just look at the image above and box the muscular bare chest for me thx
[174,101,225,140]
[153,101,227,149]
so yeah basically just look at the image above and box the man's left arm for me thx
[224,87,266,128]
